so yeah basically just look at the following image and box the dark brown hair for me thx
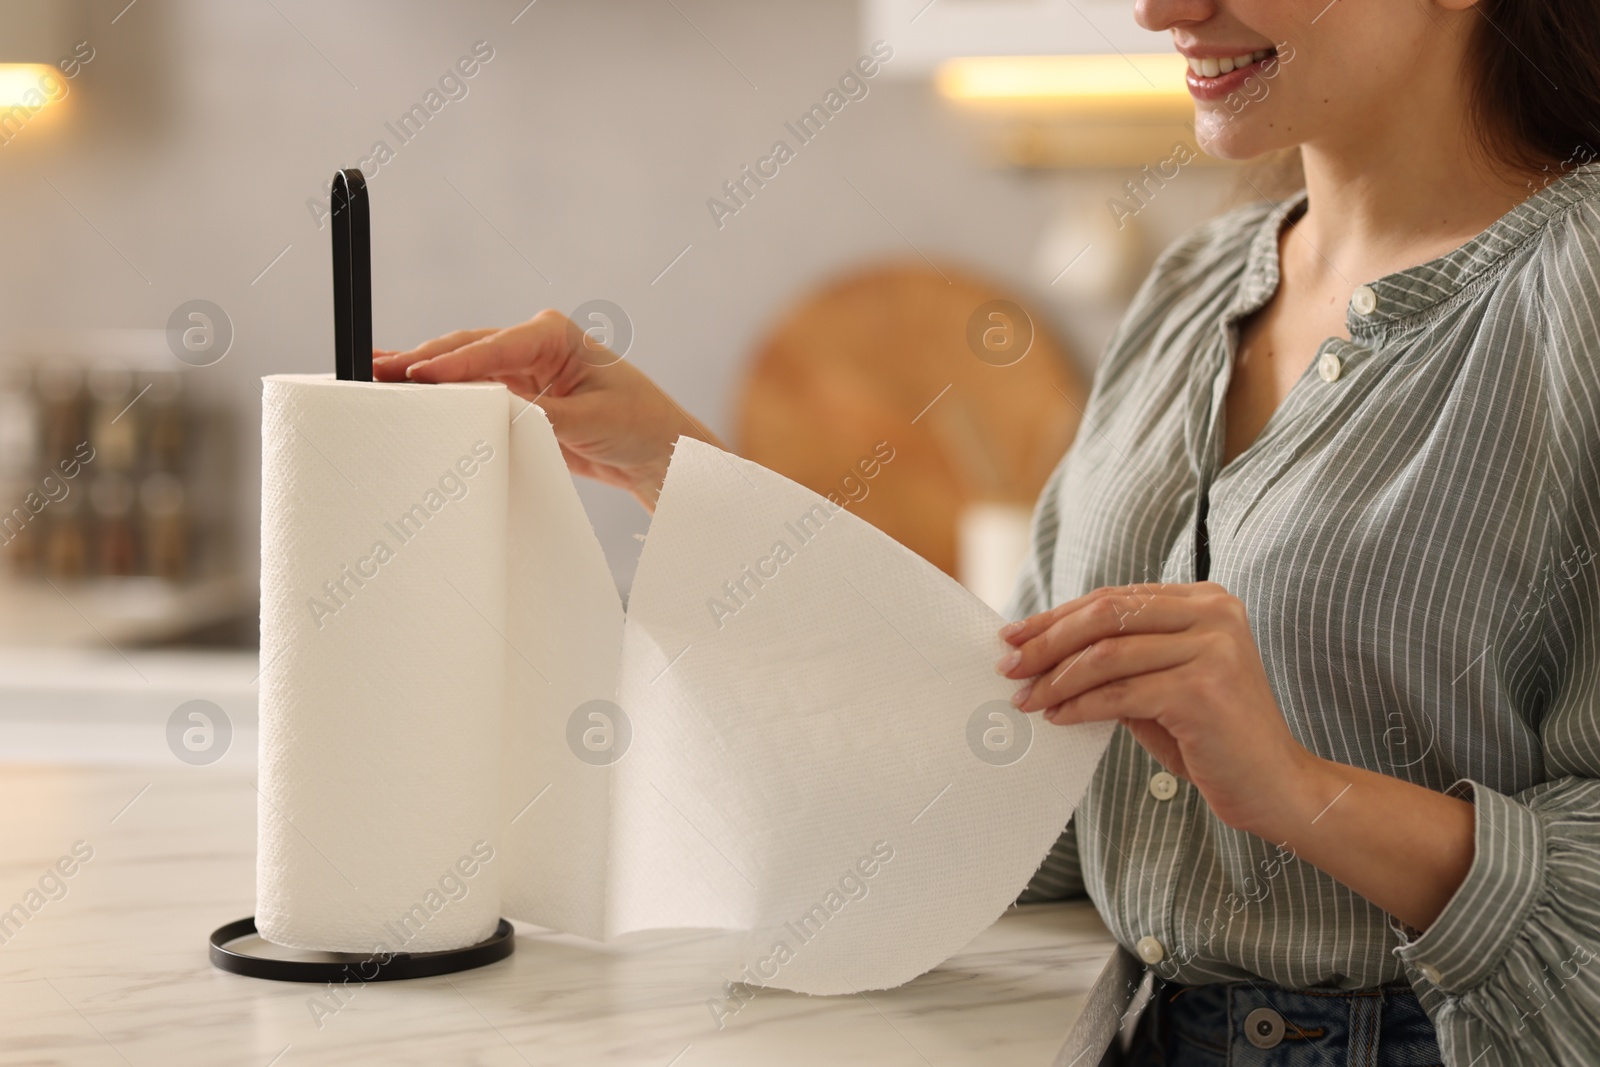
[1468,0,1600,174]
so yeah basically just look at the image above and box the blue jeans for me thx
[1122,978,1445,1067]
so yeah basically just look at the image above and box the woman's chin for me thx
[1191,112,1289,164]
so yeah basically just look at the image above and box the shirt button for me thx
[1418,962,1444,985]
[1245,1007,1286,1049]
[1350,284,1377,315]
[1135,935,1165,965]
[1317,351,1342,382]
[1149,771,1179,801]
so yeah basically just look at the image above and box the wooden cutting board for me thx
[735,261,1088,577]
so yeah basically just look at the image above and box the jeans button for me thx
[1245,1006,1286,1049]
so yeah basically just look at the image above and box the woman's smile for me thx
[1181,45,1280,100]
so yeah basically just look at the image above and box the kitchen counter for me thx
[0,649,259,766]
[0,761,1117,1065]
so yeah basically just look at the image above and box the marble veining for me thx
[0,765,1116,1065]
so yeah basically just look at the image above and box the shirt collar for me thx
[1232,162,1600,337]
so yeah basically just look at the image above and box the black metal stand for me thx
[331,167,373,382]
[209,917,514,983]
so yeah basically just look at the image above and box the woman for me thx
[374,0,1600,1061]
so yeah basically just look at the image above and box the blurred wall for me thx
[0,0,1238,599]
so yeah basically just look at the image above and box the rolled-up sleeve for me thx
[1390,777,1600,1063]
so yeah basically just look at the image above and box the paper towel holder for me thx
[208,916,515,983]
[208,167,517,982]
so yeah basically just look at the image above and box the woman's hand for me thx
[996,581,1316,836]
[373,311,724,512]
[997,581,1479,931]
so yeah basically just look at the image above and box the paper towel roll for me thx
[257,374,1115,989]
[258,373,513,953]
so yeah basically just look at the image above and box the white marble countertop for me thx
[0,763,1117,1066]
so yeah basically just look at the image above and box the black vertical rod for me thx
[331,169,372,382]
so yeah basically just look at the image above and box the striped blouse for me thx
[1011,163,1600,1066]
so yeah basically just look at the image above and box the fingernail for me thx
[1010,682,1032,708]
[995,650,1021,675]
[999,621,1025,638]
[404,362,419,379]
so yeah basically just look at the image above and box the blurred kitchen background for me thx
[0,0,1243,763]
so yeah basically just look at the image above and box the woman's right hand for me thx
[373,311,724,512]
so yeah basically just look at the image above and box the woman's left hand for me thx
[997,581,1315,835]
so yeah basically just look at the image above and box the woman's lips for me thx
[1184,49,1277,102]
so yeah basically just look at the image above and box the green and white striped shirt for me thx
[1012,164,1600,1067]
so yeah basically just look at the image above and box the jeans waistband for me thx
[1131,977,1444,1067]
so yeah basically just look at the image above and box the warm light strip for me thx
[0,64,66,109]
[936,54,1190,109]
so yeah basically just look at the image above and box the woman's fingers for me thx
[372,328,499,380]
[404,328,499,362]
[1012,632,1198,713]
[1037,666,1177,725]
[998,590,1193,680]
[374,311,628,392]
[368,310,719,513]
[999,582,1183,646]
[999,595,1089,643]
[405,313,585,389]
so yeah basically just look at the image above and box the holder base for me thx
[209,917,514,982]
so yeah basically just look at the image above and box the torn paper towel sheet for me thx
[496,393,624,941]
[257,373,1114,993]
[602,438,1117,992]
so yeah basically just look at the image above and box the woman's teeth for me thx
[1186,49,1271,78]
